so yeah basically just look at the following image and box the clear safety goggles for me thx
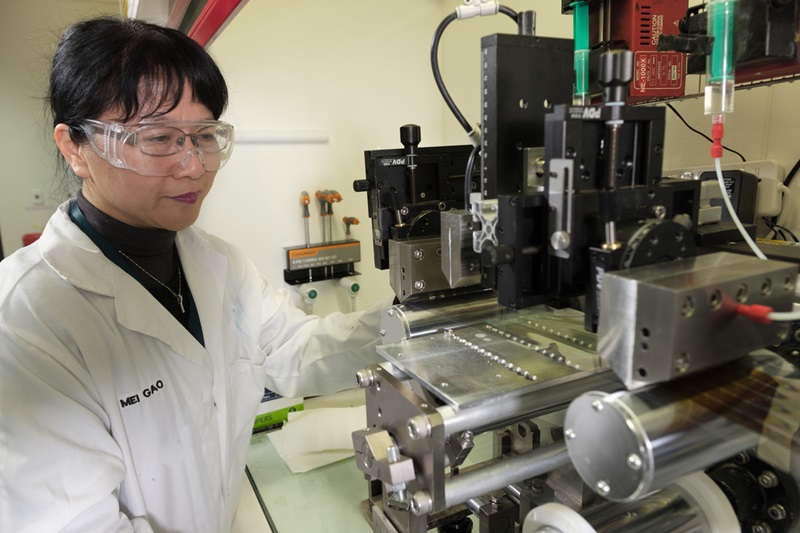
[79,119,235,177]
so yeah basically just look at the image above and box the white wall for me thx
[0,0,119,258]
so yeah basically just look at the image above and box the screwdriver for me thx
[327,190,342,244]
[315,190,330,243]
[300,191,312,282]
[342,216,359,238]
[300,191,311,247]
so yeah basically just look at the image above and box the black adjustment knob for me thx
[352,179,370,192]
[400,124,421,154]
[599,50,634,105]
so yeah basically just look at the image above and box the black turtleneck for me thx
[74,190,190,325]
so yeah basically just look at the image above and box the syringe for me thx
[704,0,736,126]
[571,1,590,105]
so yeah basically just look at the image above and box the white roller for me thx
[674,472,740,533]
[522,503,594,533]
[521,472,739,533]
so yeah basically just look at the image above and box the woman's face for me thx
[77,85,218,231]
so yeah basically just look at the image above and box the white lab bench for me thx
[245,431,371,532]
[242,388,372,532]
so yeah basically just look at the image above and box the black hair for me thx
[48,16,228,143]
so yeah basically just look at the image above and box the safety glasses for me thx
[79,119,235,177]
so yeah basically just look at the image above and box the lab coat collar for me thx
[39,202,227,376]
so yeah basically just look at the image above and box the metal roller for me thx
[564,351,800,502]
[380,290,503,344]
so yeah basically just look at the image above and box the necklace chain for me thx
[118,251,185,313]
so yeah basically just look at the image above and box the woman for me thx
[0,17,382,532]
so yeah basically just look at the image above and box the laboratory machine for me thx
[350,1,800,532]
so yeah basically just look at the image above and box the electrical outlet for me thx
[665,160,788,221]
[664,160,785,183]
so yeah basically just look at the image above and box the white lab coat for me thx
[0,202,385,532]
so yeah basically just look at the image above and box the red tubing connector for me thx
[736,304,773,324]
[710,122,724,159]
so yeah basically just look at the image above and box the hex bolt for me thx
[653,205,667,220]
[384,446,410,507]
[752,522,772,533]
[674,353,690,374]
[596,480,611,495]
[408,415,431,440]
[550,230,571,251]
[627,453,643,470]
[355,368,375,388]
[768,504,787,521]
[680,296,695,317]
[386,445,400,464]
[458,430,474,448]
[410,491,433,516]
[413,280,426,291]
[413,249,425,260]
[733,452,750,465]
[758,470,779,489]
[488,494,500,510]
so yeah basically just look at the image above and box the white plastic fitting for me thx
[338,277,361,295]
[456,0,499,19]
[297,283,319,314]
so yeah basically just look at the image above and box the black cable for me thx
[783,157,800,187]
[499,6,518,19]
[665,103,747,162]
[431,13,470,134]
[431,7,519,135]
[464,144,480,210]
[762,216,785,241]
[777,224,800,242]
[762,216,799,242]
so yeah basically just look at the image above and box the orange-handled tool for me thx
[300,191,311,247]
[343,216,359,237]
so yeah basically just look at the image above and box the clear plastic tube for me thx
[704,0,736,116]
[714,158,766,259]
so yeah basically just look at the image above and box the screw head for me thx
[768,504,787,521]
[627,453,642,470]
[550,230,571,251]
[758,470,779,489]
[355,369,374,388]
